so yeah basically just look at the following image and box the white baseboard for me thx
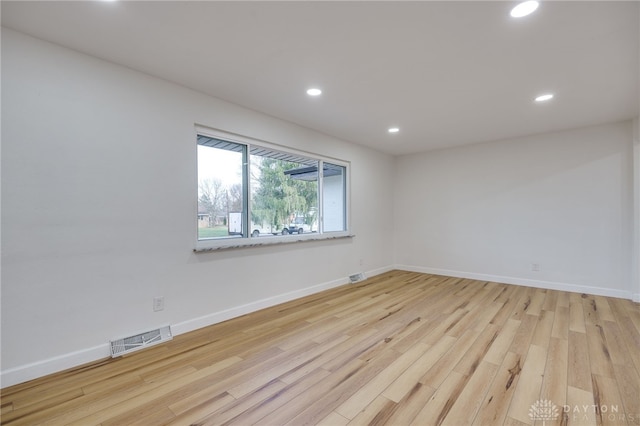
[172,264,395,336]
[357,265,395,280]
[171,275,350,336]
[0,344,111,390]
[395,264,635,301]
[0,266,393,389]
[633,293,640,303]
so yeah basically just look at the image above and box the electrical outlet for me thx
[153,296,164,312]
[531,263,540,272]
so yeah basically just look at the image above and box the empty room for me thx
[1,1,639,425]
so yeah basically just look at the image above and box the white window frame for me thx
[194,126,351,252]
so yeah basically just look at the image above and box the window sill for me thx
[193,232,354,252]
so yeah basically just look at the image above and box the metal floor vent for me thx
[110,325,172,358]
[349,272,366,283]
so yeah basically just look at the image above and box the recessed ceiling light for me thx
[535,93,554,102]
[388,127,400,133]
[306,88,322,96]
[510,1,539,18]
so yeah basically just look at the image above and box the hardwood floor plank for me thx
[453,323,500,376]
[473,351,524,426]
[540,337,568,409]
[335,342,431,419]
[420,309,469,346]
[279,333,352,384]
[601,321,636,368]
[584,324,616,379]
[542,290,559,312]
[220,367,331,425]
[531,309,555,349]
[591,374,627,426]
[168,382,233,418]
[63,357,244,425]
[282,349,400,425]
[356,396,398,426]
[0,388,85,425]
[527,290,547,317]
[420,327,482,390]
[568,330,592,392]
[583,295,602,327]
[566,385,597,425]
[507,344,547,424]
[490,287,523,326]
[614,314,640,374]
[226,341,321,398]
[484,318,521,366]
[593,296,615,322]
[382,335,456,402]
[510,287,537,321]
[551,305,569,340]
[388,317,439,353]
[317,410,350,426]
[504,416,533,426]
[186,379,288,426]
[557,291,570,308]
[320,322,403,373]
[611,364,640,422]
[569,293,587,333]
[347,395,395,425]
[381,383,437,425]
[508,314,539,357]
[117,406,176,426]
[239,360,366,425]
[441,360,499,425]
[166,392,236,426]
[411,370,469,426]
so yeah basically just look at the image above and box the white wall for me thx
[0,29,395,386]
[394,121,636,299]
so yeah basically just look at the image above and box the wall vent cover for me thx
[349,272,366,283]
[110,325,172,358]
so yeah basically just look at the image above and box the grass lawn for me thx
[198,225,230,239]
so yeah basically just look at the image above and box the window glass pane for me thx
[197,136,245,240]
[249,147,318,238]
[322,163,346,232]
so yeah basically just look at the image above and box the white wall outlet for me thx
[531,263,540,272]
[153,296,164,312]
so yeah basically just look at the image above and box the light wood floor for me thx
[2,271,640,425]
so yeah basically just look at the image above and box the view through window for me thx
[197,133,347,242]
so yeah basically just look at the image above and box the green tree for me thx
[251,158,317,231]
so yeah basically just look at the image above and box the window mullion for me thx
[243,143,250,238]
[318,160,324,234]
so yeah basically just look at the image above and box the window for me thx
[196,137,245,240]
[196,129,349,249]
[322,163,347,232]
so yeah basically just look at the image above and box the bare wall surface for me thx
[394,121,635,299]
[0,29,395,386]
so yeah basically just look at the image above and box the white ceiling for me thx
[2,1,638,155]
